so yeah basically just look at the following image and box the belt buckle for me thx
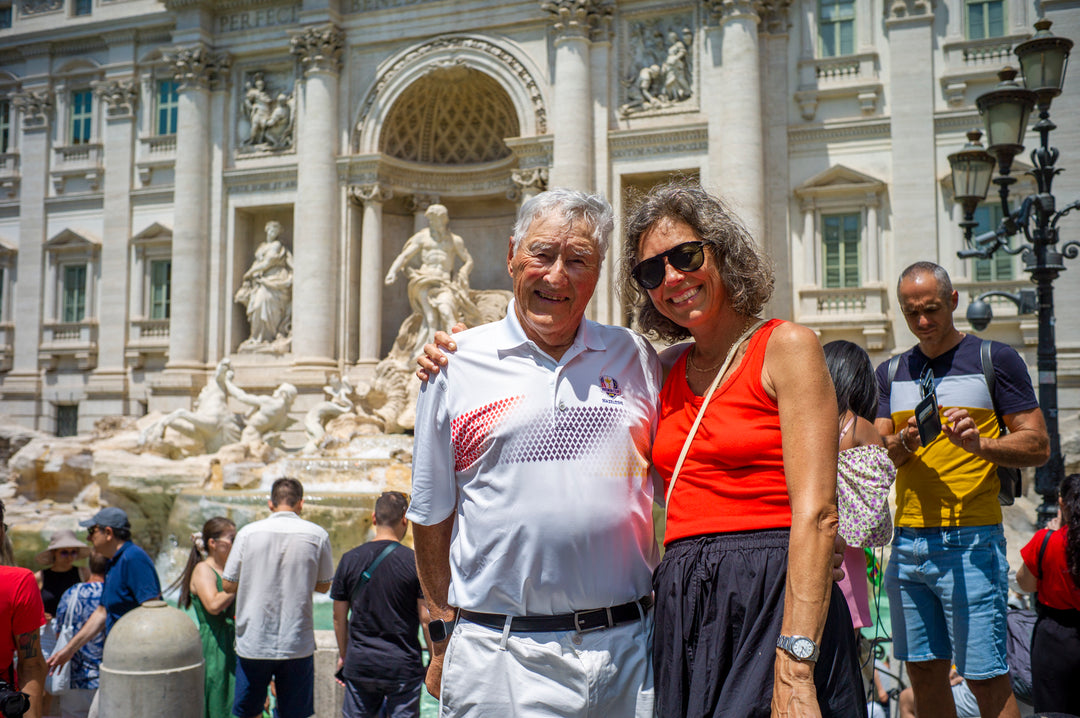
[573,606,614,634]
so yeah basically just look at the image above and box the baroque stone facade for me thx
[0,0,1078,436]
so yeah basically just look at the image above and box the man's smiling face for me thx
[507,212,601,360]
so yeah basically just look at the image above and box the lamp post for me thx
[947,19,1079,526]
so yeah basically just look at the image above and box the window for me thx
[73,0,91,15]
[156,80,178,135]
[70,89,92,145]
[149,259,170,319]
[823,213,861,288]
[0,5,11,29]
[62,264,87,322]
[819,0,855,57]
[0,99,9,153]
[966,0,1005,40]
[972,203,1014,281]
[56,405,78,437]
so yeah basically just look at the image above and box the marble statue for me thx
[242,72,294,150]
[235,221,293,352]
[384,204,477,359]
[222,372,298,445]
[139,359,242,454]
[302,375,355,453]
[662,30,691,103]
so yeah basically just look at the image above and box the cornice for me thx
[788,118,891,145]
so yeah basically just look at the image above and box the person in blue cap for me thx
[45,506,161,715]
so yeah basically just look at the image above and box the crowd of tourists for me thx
[3,182,1079,718]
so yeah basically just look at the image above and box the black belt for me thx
[459,596,652,634]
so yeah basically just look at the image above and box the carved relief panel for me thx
[619,7,698,117]
[237,68,297,154]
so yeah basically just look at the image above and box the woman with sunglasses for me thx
[623,182,863,718]
[35,530,92,621]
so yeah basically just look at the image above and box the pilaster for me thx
[290,24,345,369]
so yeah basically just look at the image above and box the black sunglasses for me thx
[631,241,706,290]
[919,365,936,399]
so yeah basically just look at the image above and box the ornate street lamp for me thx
[951,20,1079,526]
[947,129,996,246]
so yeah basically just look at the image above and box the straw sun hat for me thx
[35,529,91,565]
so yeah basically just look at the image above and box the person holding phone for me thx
[873,262,1049,718]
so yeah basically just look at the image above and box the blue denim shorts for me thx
[885,525,1009,679]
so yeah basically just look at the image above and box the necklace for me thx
[686,318,757,374]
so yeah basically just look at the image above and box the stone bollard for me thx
[99,599,204,718]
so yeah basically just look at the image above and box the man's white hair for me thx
[510,188,614,258]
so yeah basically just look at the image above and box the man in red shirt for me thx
[1,498,47,718]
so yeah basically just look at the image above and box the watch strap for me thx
[776,634,820,662]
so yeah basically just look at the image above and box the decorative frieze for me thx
[11,90,53,130]
[539,0,614,40]
[92,79,139,118]
[290,24,345,75]
[167,46,232,91]
[702,0,790,26]
[608,124,708,160]
[348,0,439,9]
[217,4,300,34]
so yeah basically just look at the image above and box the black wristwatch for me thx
[776,634,820,662]
[428,619,455,642]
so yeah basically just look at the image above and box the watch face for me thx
[792,637,815,659]
[429,620,447,642]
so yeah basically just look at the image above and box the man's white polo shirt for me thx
[223,510,335,660]
[408,303,662,616]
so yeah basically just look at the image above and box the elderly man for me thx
[409,189,660,717]
[874,262,1050,718]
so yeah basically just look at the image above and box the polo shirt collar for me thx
[108,541,130,567]
[269,510,299,519]
[497,299,607,363]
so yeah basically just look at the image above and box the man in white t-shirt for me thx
[223,477,335,718]
[409,189,662,717]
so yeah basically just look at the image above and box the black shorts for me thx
[653,528,866,718]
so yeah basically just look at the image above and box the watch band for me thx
[776,634,820,662]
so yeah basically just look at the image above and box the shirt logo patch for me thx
[599,375,621,398]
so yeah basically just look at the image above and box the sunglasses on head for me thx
[631,241,706,290]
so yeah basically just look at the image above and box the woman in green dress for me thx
[171,517,237,718]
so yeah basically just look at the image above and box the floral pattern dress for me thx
[54,582,105,689]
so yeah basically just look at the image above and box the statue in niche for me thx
[235,220,293,353]
[138,359,243,454]
[384,204,478,360]
[242,72,294,150]
[222,372,298,446]
[621,23,694,115]
[347,206,511,434]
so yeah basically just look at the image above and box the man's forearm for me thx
[19,657,45,718]
[66,605,106,655]
[413,516,455,622]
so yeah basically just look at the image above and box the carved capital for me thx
[509,167,549,199]
[887,0,934,21]
[92,79,138,118]
[761,0,792,33]
[167,46,232,91]
[12,90,54,130]
[540,0,614,40]
[348,183,393,206]
[405,193,441,214]
[290,24,345,75]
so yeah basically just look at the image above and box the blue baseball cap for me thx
[79,507,130,530]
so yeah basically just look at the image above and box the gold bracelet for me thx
[899,427,917,453]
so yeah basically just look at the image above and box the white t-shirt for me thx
[408,305,662,615]
[223,510,335,659]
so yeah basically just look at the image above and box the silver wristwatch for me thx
[776,634,820,662]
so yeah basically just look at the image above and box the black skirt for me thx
[653,529,866,718]
[1032,604,1080,716]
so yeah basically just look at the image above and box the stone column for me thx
[90,77,138,404]
[542,0,611,191]
[290,24,345,369]
[705,0,770,241]
[166,46,229,371]
[885,0,937,334]
[351,183,392,362]
[7,87,53,425]
[408,194,440,233]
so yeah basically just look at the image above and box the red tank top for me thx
[655,319,791,544]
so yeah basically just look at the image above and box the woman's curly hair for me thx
[621,181,774,342]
